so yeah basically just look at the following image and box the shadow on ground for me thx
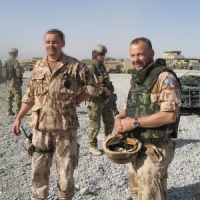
[180,108,200,116]
[174,138,200,149]
[167,182,200,200]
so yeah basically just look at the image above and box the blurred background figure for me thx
[2,48,23,116]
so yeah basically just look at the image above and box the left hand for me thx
[103,87,111,96]
[120,117,135,132]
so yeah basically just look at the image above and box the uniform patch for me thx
[165,77,176,89]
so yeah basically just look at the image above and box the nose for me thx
[49,42,54,47]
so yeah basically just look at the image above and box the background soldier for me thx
[0,60,3,83]
[115,37,182,199]
[2,48,23,116]
[87,44,119,156]
[12,29,100,200]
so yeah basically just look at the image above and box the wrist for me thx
[133,118,140,127]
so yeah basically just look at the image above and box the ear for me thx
[62,41,65,48]
[151,50,155,58]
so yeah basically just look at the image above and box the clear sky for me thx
[1,0,200,62]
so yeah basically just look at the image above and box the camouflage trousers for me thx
[128,137,175,200]
[87,99,114,147]
[31,129,79,200]
[6,79,22,113]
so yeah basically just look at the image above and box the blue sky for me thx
[1,0,200,62]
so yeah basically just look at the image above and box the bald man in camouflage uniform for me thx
[115,37,181,200]
[12,29,100,200]
[2,48,23,116]
[87,44,119,156]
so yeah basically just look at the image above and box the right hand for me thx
[114,118,123,133]
[12,118,22,136]
[103,87,111,96]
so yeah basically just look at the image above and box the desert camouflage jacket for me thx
[22,54,100,131]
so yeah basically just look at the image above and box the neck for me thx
[48,53,62,62]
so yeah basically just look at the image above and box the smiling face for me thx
[44,33,65,59]
[129,40,154,71]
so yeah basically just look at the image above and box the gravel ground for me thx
[0,72,200,200]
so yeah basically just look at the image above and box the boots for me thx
[89,147,102,156]
[7,111,15,116]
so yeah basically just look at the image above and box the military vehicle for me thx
[81,58,134,74]
[121,60,134,73]
[104,59,124,73]
[163,51,200,70]
[174,69,200,108]
[20,57,42,71]
[81,58,124,73]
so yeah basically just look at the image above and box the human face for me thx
[129,41,154,71]
[44,33,65,58]
[10,52,18,58]
[96,52,106,62]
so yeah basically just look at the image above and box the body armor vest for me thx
[126,61,180,139]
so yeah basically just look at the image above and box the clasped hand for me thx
[114,117,135,133]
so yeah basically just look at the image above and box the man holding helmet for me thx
[2,48,23,116]
[114,37,181,199]
[87,44,118,156]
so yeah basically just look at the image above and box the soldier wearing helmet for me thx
[112,37,182,199]
[2,48,23,116]
[87,44,118,156]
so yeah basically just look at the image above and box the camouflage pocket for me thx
[32,73,47,95]
[2,65,8,79]
[15,66,23,78]
[29,108,40,129]
[57,140,68,157]
[23,138,34,156]
[146,141,174,165]
[146,144,163,163]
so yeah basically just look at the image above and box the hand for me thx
[114,118,123,133]
[120,117,135,132]
[12,118,22,136]
[103,87,111,96]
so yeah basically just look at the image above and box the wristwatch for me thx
[133,118,140,127]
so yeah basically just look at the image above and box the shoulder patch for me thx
[165,77,176,89]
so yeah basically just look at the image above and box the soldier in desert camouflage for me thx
[114,37,182,200]
[12,29,100,200]
[2,48,23,116]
